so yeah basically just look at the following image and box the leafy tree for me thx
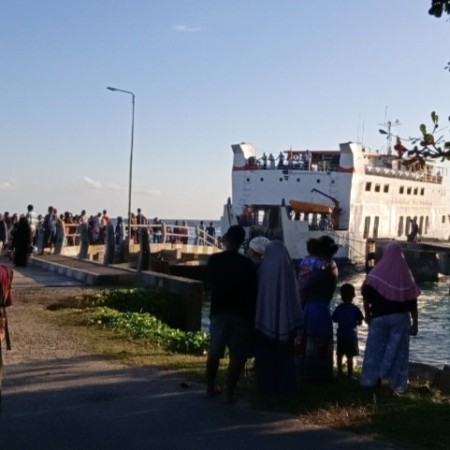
[429,0,450,18]
[394,112,450,162]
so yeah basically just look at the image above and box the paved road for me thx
[7,258,84,288]
[0,261,396,450]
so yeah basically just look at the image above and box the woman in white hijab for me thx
[254,240,303,397]
[248,236,270,267]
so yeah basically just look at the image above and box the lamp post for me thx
[107,86,135,253]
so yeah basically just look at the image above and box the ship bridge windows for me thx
[398,216,404,237]
[442,215,446,224]
[383,184,389,193]
[405,216,418,237]
[407,187,412,195]
[363,217,371,239]
[405,217,411,237]
[420,188,425,196]
[399,186,404,194]
[373,216,380,238]
[365,182,372,192]
[413,187,418,195]
[363,216,379,239]
[374,184,381,193]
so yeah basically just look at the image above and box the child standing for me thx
[297,238,325,308]
[332,283,364,377]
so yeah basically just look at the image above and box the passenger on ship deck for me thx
[277,151,285,169]
[260,152,267,169]
[360,242,419,394]
[268,153,275,169]
[303,150,312,170]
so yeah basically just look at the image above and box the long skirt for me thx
[254,334,297,397]
[360,312,411,393]
[302,334,334,381]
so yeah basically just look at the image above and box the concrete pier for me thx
[28,254,204,332]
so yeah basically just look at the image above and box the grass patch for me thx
[40,287,450,450]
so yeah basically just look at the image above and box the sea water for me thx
[338,272,450,369]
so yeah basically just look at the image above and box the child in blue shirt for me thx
[297,238,325,308]
[332,283,364,377]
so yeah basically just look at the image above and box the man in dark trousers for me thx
[205,225,258,404]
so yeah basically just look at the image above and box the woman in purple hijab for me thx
[360,242,420,393]
[254,240,303,397]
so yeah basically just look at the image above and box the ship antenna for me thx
[378,117,401,155]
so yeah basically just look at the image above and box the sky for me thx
[1,1,449,220]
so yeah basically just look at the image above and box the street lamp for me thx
[107,86,135,253]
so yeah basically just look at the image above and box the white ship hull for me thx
[221,142,450,264]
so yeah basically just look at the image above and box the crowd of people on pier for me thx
[206,226,420,403]
[0,205,219,267]
[0,205,120,266]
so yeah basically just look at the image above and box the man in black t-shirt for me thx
[206,225,257,403]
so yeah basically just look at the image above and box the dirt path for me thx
[3,286,96,365]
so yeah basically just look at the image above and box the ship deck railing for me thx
[365,166,442,183]
[60,223,221,251]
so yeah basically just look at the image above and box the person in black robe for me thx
[12,216,31,267]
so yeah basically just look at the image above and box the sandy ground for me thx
[2,287,96,366]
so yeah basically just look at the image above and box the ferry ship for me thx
[220,142,450,265]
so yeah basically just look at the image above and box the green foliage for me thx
[88,307,209,355]
[429,0,450,18]
[395,112,450,161]
[78,289,209,355]
[77,287,183,329]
